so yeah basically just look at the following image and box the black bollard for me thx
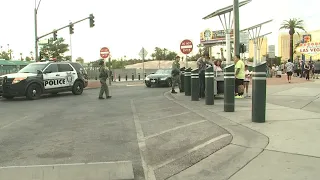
[132,73,134,81]
[138,73,141,80]
[205,66,214,105]
[111,74,114,82]
[125,74,128,81]
[180,67,185,93]
[118,74,121,81]
[144,73,147,78]
[184,68,192,96]
[224,64,235,112]
[191,68,200,101]
[252,62,267,123]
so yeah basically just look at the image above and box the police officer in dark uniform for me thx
[98,60,111,99]
[197,53,212,98]
[171,56,181,93]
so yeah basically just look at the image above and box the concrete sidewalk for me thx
[163,79,320,180]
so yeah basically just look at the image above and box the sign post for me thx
[139,47,148,80]
[100,47,111,85]
[180,39,193,68]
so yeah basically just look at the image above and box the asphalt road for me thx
[0,85,230,180]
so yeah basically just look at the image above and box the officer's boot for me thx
[171,89,177,94]
[179,89,184,93]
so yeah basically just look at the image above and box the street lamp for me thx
[34,0,42,61]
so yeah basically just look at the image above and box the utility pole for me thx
[34,0,42,61]
[233,0,240,57]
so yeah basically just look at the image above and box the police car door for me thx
[42,64,62,89]
[57,63,77,87]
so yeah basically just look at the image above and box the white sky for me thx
[0,0,319,62]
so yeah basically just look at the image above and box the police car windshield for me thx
[18,63,47,74]
[155,69,171,74]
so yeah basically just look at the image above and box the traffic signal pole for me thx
[34,0,41,61]
[35,14,94,60]
[34,8,39,61]
[37,16,90,40]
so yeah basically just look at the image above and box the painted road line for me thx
[0,116,29,130]
[144,120,207,140]
[131,100,157,180]
[0,161,134,180]
[153,134,231,170]
[141,112,191,123]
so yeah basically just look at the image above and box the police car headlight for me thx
[160,77,167,80]
[145,77,150,80]
[12,77,26,84]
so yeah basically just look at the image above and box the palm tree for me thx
[279,18,306,61]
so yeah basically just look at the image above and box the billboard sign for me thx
[296,42,320,55]
[200,29,234,44]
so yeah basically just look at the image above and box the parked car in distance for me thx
[145,69,172,87]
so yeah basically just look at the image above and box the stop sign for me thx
[100,47,110,59]
[180,39,193,55]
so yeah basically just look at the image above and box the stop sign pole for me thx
[100,47,111,85]
[180,39,193,68]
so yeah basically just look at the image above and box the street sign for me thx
[139,48,148,59]
[180,39,193,54]
[39,39,49,45]
[268,45,275,58]
[100,47,110,59]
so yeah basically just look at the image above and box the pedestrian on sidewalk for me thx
[98,60,112,99]
[244,65,251,97]
[304,61,311,80]
[285,59,294,83]
[171,56,181,94]
[234,55,245,98]
[197,53,213,98]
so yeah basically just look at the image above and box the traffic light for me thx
[69,23,74,34]
[240,43,246,53]
[53,30,57,41]
[89,14,95,28]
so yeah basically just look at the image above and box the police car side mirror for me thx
[37,70,43,75]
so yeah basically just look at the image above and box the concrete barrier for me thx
[0,161,134,180]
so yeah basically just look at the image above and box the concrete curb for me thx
[163,91,270,179]
[0,161,134,180]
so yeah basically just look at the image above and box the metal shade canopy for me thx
[202,0,252,20]
[241,19,273,32]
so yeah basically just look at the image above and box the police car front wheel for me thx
[26,83,42,100]
[72,81,84,95]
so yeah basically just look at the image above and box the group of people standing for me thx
[171,54,252,99]
[284,59,319,83]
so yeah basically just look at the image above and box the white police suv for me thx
[0,60,88,100]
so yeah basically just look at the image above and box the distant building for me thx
[277,33,304,61]
[248,38,268,60]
